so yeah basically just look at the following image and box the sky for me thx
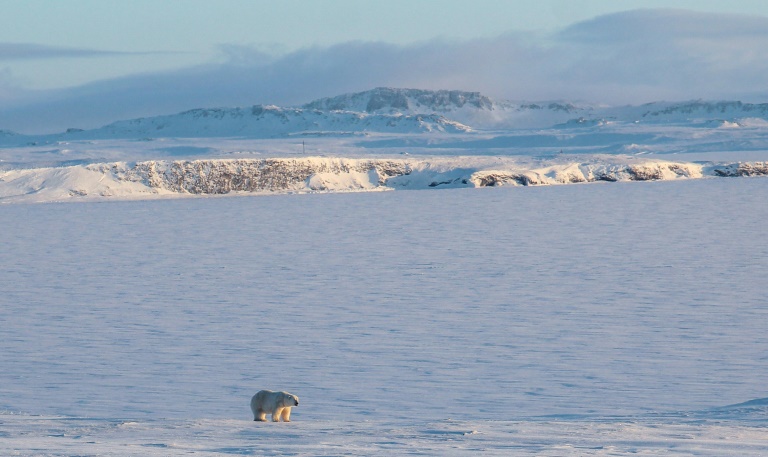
[3,0,768,133]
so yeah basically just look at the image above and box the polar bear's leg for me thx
[252,392,268,421]
[251,401,267,421]
[272,407,284,422]
[281,407,292,422]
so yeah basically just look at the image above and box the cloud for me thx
[560,8,768,43]
[550,9,768,100]
[3,9,768,133]
[0,43,142,61]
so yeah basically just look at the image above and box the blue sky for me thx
[2,0,768,132]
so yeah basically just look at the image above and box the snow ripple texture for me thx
[2,178,768,455]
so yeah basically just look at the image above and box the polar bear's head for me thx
[282,393,299,407]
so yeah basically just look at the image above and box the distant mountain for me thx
[77,97,768,140]
[6,88,768,144]
[303,87,495,113]
[302,87,591,129]
[304,88,768,129]
[65,104,472,140]
[639,101,768,120]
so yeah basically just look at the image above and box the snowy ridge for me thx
[6,88,768,142]
[86,96,768,135]
[302,88,768,129]
[640,101,768,120]
[712,162,768,177]
[74,105,472,139]
[0,102,473,145]
[2,156,766,203]
[105,97,768,133]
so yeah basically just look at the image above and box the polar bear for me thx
[250,390,299,422]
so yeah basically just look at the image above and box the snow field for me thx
[2,415,767,456]
[1,178,767,455]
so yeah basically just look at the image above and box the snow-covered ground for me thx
[2,88,767,454]
[2,178,767,455]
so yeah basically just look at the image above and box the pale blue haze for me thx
[2,1,768,132]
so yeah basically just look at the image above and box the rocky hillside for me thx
[303,87,495,113]
[4,156,767,203]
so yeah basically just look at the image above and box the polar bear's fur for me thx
[250,390,299,422]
